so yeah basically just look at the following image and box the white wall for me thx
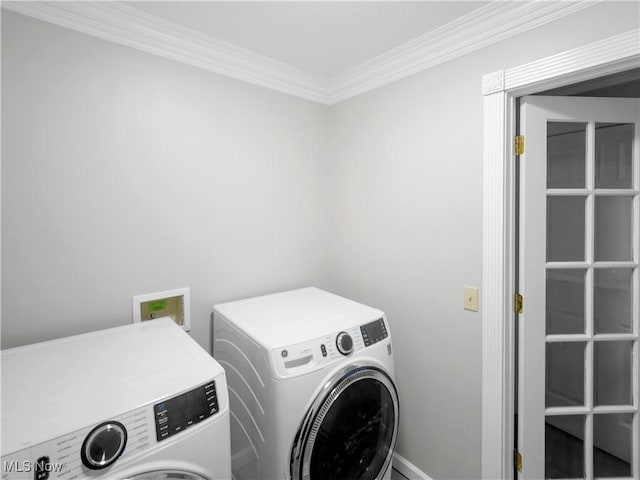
[326,2,639,479]
[2,3,640,480]
[1,10,330,351]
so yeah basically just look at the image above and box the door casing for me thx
[481,28,640,480]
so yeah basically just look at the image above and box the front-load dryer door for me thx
[123,471,208,480]
[290,365,399,480]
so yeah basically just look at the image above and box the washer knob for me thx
[336,331,354,356]
[81,421,127,470]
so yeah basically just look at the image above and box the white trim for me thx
[3,0,596,105]
[481,28,640,479]
[482,87,515,480]
[393,452,434,480]
[483,70,505,97]
[504,29,640,95]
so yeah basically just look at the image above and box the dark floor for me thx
[391,424,630,480]
[546,423,630,478]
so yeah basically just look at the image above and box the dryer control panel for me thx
[271,317,391,379]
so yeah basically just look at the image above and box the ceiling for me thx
[3,1,596,104]
[120,1,488,78]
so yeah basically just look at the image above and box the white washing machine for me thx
[212,287,399,480]
[1,318,231,480]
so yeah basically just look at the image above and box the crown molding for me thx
[3,1,599,105]
[2,1,330,103]
[328,1,597,104]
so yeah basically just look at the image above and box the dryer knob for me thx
[336,332,354,356]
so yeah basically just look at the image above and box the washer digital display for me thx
[154,380,218,441]
[360,318,388,347]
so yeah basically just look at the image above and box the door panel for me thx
[518,96,640,479]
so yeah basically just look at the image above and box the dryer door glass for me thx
[292,366,399,480]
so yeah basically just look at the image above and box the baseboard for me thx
[393,452,434,480]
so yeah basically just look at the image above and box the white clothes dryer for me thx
[1,318,231,480]
[213,287,399,480]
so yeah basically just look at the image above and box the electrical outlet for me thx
[464,286,479,312]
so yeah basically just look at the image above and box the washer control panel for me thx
[1,405,153,480]
[1,380,220,480]
[360,318,388,347]
[154,380,218,442]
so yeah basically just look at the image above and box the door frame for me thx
[481,28,640,479]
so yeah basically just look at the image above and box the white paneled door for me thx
[518,96,640,479]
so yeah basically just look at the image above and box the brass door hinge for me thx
[514,293,524,314]
[515,450,523,473]
[515,135,525,156]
